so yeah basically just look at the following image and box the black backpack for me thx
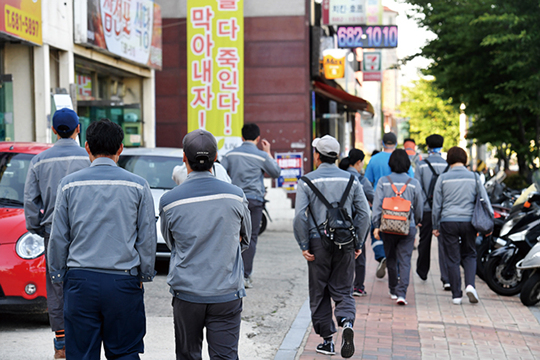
[300,175,357,250]
[424,159,449,207]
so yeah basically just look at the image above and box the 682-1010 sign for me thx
[337,25,398,48]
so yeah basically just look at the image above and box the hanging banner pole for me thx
[187,0,244,156]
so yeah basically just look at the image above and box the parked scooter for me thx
[516,242,540,306]
[476,205,510,280]
[484,183,540,296]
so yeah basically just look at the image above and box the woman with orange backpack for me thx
[372,149,424,305]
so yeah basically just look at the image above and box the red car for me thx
[0,142,53,314]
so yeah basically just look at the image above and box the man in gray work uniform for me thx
[221,123,281,288]
[294,135,370,358]
[23,108,90,359]
[160,129,251,360]
[415,134,451,289]
[48,119,157,360]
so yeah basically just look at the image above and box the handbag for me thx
[471,173,494,234]
[380,177,412,236]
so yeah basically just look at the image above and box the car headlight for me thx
[16,233,45,259]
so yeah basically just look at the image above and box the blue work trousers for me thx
[63,269,146,360]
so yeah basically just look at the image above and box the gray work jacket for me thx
[221,142,281,202]
[346,167,375,204]
[159,171,251,304]
[48,157,157,283]
[414,153,448,212]
[293,163,371,251]
[372,173,424,229]
[431,165,494,230]
[24,138,90,236]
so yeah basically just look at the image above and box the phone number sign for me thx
[337,25,398,48]
[276,153,303,193]
[2,1,42,45]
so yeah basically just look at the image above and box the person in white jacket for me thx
[172,162,231,185]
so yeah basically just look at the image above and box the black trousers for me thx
[354,243,366,290]
[243,199,264,278]
[44,233,64,332]
[439,222,477,299]
[173,297,242,360]
[308,237,356,339]
[417,212,450,283]
[381,228,416,299]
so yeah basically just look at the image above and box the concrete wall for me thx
[156,0,305,18]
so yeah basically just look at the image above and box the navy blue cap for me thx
[53,108,79,133]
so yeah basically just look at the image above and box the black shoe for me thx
[316,341,336,355]
[341,325,355,358]
[376,258,387,278]
[416,271,427,281]
[443,283,451,291]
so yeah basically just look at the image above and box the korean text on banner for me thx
[276,153,303,193]
[187,0,244,155]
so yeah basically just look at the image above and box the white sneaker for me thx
[396,297,408,305]
[465,285,479,303]
[452,297,462,305]
[389,292,398,300]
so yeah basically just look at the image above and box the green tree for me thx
[400,78,460,152]
[403,0,540,176]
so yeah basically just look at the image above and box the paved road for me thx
[0,231,309,360]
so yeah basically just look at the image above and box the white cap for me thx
[312,135,340,158]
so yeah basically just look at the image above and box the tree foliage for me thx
[400,78,460,152]
[403,0,540,176]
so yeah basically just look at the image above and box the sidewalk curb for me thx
[274,298,311,360]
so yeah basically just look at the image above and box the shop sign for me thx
[322,0,382,26]
[337,25,398,48]
[0,0,42,45]
[322,49,347,80]
[76,74,93,100]
[276,153,303,193]
[363,51,381,82]
[82,0,162,70]
[187,0,244,155]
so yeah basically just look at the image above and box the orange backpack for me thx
[380,177,412,236]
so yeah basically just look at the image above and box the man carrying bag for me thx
[294,135,370,358]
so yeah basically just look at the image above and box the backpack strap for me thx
[338,174,356,208]
[424,158,437,175]
[300,176,332,209]
[386,176,411,197]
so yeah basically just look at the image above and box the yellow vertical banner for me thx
[187,0,244,154]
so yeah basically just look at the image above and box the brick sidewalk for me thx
[298,237,540,359]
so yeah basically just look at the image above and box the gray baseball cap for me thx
[183,129,217,164]
[382,132,397,145]
[312,135,340,158]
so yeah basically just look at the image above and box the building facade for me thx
[0,0,161,147]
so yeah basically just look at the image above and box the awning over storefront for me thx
[313,81,374,116]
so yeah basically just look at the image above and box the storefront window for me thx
[0,74,14,142]
[75,57,144,147]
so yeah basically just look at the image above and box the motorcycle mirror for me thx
[526,192,540,207]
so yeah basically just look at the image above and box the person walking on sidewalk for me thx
[372,149,424,306]
[48,119,157,359]
[432,147,494,305]
[339,149,374,297]
[404,138,422,170]
[160,130,251,360]
[221,123,281,288]
[365,132,414,279]
[294,135,370,358]
[415,134,451,290]
[23,108,90,359]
